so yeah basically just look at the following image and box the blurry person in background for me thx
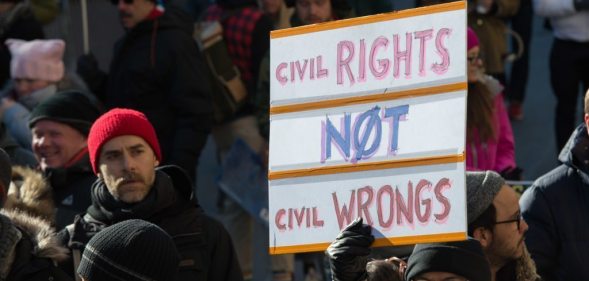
[465,28,521,180]
[28,91,101,229]
[0,39,89,150]
[0,0,44,87]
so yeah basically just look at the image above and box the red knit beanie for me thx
[88,108,162,174]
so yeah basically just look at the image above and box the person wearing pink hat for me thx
[465,28,521,181]
[0,39,90,150]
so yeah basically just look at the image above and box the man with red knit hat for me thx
[77,0,212,181]
[58,108,242,281]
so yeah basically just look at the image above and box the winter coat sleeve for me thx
[2,102,32,150]
[203,215,244,281]
[520,185,559,281]
[533,0,576,17]
[163,35,213,179]
[492,93,516,172]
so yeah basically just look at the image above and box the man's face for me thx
[486,185,529,266]
[32,120,88,171]
[261,0,283,16]
[97,135,159,204]
[296,0,333,25]
[412,271,469,281]
[116,0,155,29]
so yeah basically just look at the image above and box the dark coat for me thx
[520,124,589,281]
[104,6,212,179]
[0,123,36,168]
[0,209,72,281]
[45,150,96,230]
[58,165,243,281]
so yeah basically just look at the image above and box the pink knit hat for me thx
[6,39,65,82]
[467,28,479,51]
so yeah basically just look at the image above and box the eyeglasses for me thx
[110,0,133,5]
[494,212,522,231]
[467,55,480,64]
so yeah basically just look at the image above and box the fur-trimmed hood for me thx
[496,244,541,281]
[0,209,69,279]
[4,166,54,223]
[514,245,540,281]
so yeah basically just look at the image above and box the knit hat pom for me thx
[7,39,65,82]
[88,108,162,174]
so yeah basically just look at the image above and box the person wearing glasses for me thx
[326,171,539,281]
[465,28,521,181]
[519,88,589,280]
[77,0,212,181]
[466,171,539,281]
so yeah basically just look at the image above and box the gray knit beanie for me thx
[466,171,505,224]
[77,219,180,281]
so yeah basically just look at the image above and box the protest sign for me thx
[269,1,467,254]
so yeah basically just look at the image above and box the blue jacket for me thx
[520,124,589,281]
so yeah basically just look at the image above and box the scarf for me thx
[87,170,176,224]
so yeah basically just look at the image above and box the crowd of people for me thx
[0,0,586,280]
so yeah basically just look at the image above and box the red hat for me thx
[87,108,162,174]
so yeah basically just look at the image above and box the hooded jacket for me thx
[5,166,54,223]
[0,209,71,281]
[58,165,243,281]
[520,123,589,281]
[104,6,212,180]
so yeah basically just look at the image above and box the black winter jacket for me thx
[0,209,72,281]
[58,165,243,281]
[45,150,96,231]
[102,6,212,179]
[520,124,589,281]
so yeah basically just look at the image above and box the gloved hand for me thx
[77,53,106,97]
[575,0,589,11]
[326,217,375,281]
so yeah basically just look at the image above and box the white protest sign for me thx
[269,1,467,254]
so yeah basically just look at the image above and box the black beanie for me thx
[405,238,491,281]
[28,91,101,136]
[77,219,181,281]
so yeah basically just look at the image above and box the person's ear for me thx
[154,157,159,167]
[472,227,492,249]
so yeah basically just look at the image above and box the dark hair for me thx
[366,260,402,281]
[468,203,496,236]
[467,81,496,142]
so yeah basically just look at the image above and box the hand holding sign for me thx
[327,217,374,281]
